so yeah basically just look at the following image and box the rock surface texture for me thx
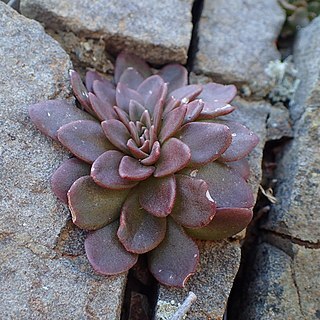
[0,4,126,319]
[20,0,193,65]
[235,16,320,320]
[194,0,285,98]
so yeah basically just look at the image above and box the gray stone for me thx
[262,105,320,243]
[20,0,193,65]
[155,90,269,319]
[291,16,320,122]
[194,0,285,98]
[239,242,302,320]
[0,4,125,318]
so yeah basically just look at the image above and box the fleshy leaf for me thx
[183,100,204,124]
[101,119,130,153]
[158,64,188,93]
[114,51,152,83]
[28,99,95,140]
[119,156,155,181]
[182,162,254,208]
[140,141,161,166]
[139,175,176,217]
[218,121,259,162]
[51,158,91,204]
[129,100,146,122]
[57,120,114,164]
[116,82,144,113]
[176,122,232,166]
[159,105,187,143]
[154,138,191,177]
[185,207,253,240]
[165,84,202,114]
[224,158,250,181]
[68,176,130,230]
[91,150,138,189]
[70,70,93,114]
[127,139,148,159]
[85,70,114,92]
[89,92,118,121]
[119,67,144,90]
[148,218,199,287]
[92,80,116,106]
[117,192,166,254]
[137,75,165,114]
[197,83,237,119]
[85,220,138,275]
[170,174,216,228]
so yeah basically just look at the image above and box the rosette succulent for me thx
[29,52,258,287]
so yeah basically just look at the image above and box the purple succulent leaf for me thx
[148,218,199,287]
[197,83,237,119]
[170,174,216,228]
[157,64,188,93]
[117,192,166,254]
[154,138,191,178]
[185,207,253,240]
[85,70,114,92]
[224,158,250,181]
[28,99,96,141]
[158,104,187,143]
[183,100,204,124]
[114,51,152,83]
[127,139,148,159]
[113,106,130,129]
[101,119,131,154]
[182,162,254,208]
[118,67,145,90]
[57,120,114,164]
[92,80,116,106]
[119,156,155,181]
[91,150,138,189]
[70,70,94,115]
[140,141,161,165]
[176,122,232,166]
[129,100,146,122]
[116,82,144,113]
[152,83,168,134]
[139,175,176,217]
[68,176,130,230]
[85,220,138,275]
[51,158,91,204]
[164,84,202,115]
[88,92,118,121]
[137,75,166,115]
[218,121,259,162]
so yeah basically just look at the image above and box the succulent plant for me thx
[28,52,258,287]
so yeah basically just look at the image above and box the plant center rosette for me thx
[29,52,259,287]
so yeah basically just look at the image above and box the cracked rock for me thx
[291,16,320,122]
[20,0,193,65]
[193,0,285,98]
[0,4,126,318]
[237,242,320,320]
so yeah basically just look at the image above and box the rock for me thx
[193,0,285,98]
[20,0,193,65]
[266,103,293,141]
[291,16,320,122]
[155,93,269,319]
[237,241,320,320]
[262,98,320,243]
[0,4,125,318]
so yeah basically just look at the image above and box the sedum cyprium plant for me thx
[29,52,259,287]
